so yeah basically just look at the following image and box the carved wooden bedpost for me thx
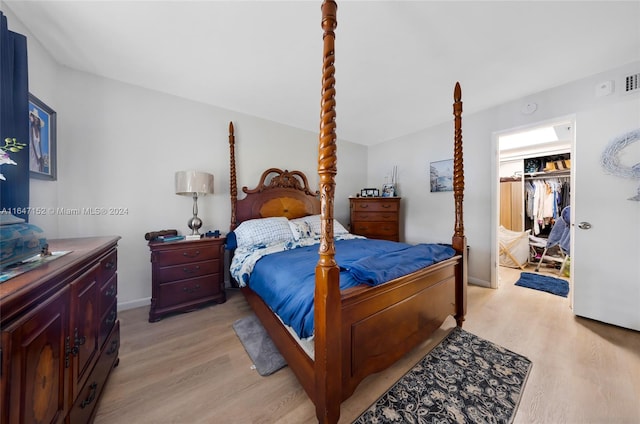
[315,1,341,423]
[229,121,238,231]
[452,82,467,327]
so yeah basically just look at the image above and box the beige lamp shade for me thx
[175,171,214,195]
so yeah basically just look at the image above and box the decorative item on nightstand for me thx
[175,170,214,236]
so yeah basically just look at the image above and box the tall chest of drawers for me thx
[349,197,401,241]
[148,237,226,322]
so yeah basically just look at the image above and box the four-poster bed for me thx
[227,1,466,423]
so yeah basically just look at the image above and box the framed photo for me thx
[28,94,57,180]
[430,159,453,192]
[382,183,396,197]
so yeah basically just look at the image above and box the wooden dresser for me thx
[349,197,401,241]
[0,236,121,424]
[148,236,226,322]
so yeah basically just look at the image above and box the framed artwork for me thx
[430,159,453,192]
[28,94,57,180]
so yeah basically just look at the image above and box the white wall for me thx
[369,62,640,291]
[52,70,366,308]
[499,160,522,179]
[5,7,366,309]
[367,105,494,286]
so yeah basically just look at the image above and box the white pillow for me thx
[289,220,314,241]
[234,217,294,248]
[291,214,349,237]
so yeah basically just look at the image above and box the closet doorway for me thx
[491,116,575,290]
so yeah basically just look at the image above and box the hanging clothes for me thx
[525,177,569,235]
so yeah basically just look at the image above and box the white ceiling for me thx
[4,1,640,146]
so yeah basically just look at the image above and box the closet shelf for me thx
[524,170,570,179]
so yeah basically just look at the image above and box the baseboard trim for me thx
[469,276,490,288]
[118,297,150,311]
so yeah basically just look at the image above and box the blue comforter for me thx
[247,239,455,338]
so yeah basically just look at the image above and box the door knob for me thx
[577,222,592,230]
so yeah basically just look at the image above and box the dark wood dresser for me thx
[148,236,226,322]
[0,236,121,424]
[349,197,401,241]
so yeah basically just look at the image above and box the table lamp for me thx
[175,170,214,235]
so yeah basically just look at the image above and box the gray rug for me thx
[232,314,287,376]
[353,327,532,424]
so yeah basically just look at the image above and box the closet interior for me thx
[500,153,571,235]
[497,121,573,276]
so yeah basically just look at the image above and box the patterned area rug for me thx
[353,327,532,424]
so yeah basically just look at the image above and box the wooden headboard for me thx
[228,123,320,230]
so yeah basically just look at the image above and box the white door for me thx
[572,97,640,331]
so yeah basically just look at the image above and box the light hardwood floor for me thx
[94,266,640,424]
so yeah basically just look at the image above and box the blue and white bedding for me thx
[230,215,456,339]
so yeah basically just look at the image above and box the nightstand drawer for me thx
[155,246,218,266]
[155,275,220,309]
[352,222,398,237]
[352,211,398,222]
[157,259,220,283]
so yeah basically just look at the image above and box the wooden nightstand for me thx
[148,236,226,322]
[349,197,401,241]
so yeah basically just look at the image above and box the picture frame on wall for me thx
[430,159,453,192]
[28,94,57,180]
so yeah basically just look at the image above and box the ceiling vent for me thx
[624,73,639,94]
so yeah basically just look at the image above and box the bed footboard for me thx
[240,255,461,407]
[340,256,460,398]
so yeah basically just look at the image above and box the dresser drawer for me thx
[100,273,117,315]
[352,222,398,237]
[155,275,220,309]
[99,300,117,349]
[157,258,220,284]
[100,248,118,281]
[350,197,400,242]
[352,200,399,212]
[352,211,398,222]
[155,245,218,266]
[69,321,119,424]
